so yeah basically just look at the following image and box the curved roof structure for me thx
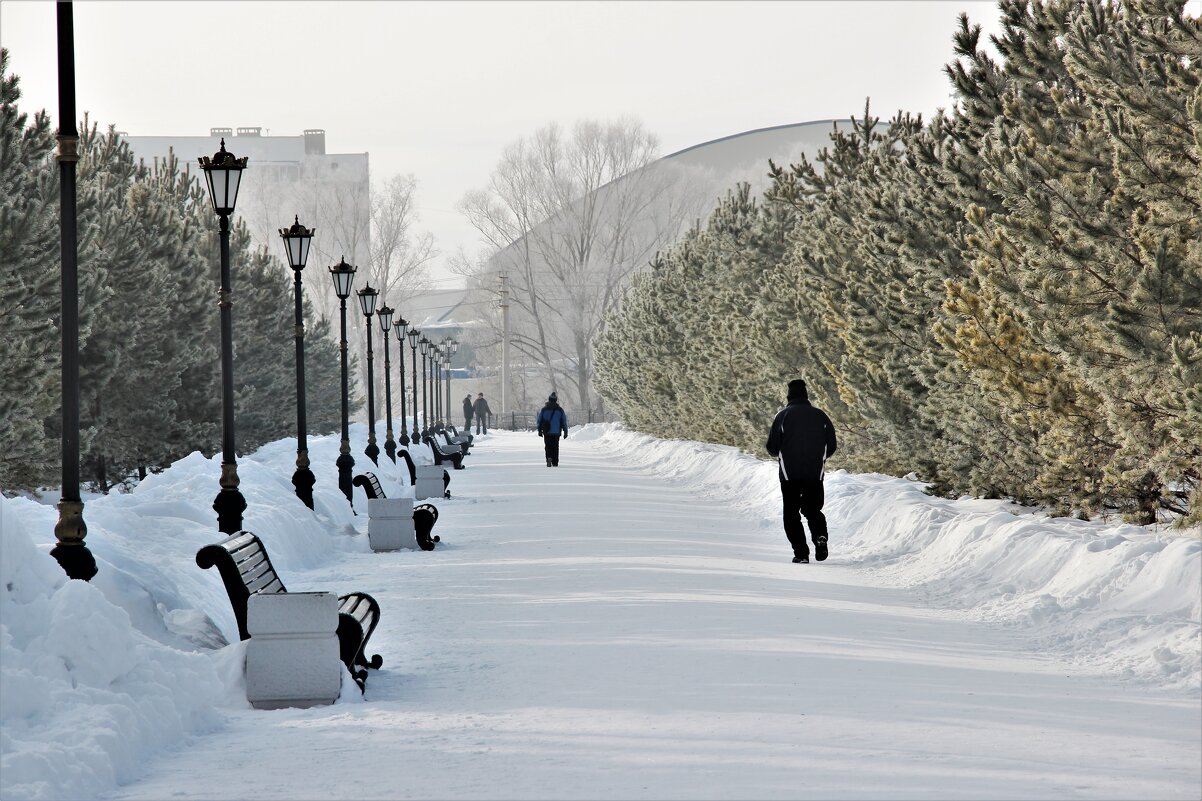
[657,118,843,197]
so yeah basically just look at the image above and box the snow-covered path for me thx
[104,432,1200,800]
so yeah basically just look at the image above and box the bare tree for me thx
[458,117,711,413]
[371,173,437,312]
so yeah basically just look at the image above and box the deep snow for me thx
[1,424,1199,800]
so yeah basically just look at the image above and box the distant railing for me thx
[492,408,620,431]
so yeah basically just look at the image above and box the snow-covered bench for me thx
[444,427,472,455]
[397,448,450,500]
[353,472,441,550]
[195,531,383,691]
[423,434,465,470]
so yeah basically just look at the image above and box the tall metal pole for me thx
[336,296,355,505]
[433,353,442,425]
[444,359,451,429]
[437,348,447,423]
[290,266,315,508]
[362,311,379,465]
[281,217,316,509]
[213,214,247,533]
[51,2,96,580]
[500,273,510,422]
[379,309,396,464]
[199,139,249,534]
[396,319,409,446]
[420,349,429,436]
[410,336,419,439]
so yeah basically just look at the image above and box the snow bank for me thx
[3,422,1197,800]
[1,424,400,801]
[1,495,230,801]
[581,423,1202,690]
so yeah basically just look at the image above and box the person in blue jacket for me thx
[765,379,838,563]
[536,392,569,467]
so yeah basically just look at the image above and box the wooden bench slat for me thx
[245,570,284,595]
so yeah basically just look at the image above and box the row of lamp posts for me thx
[212,137,463,520]
[48,119,461,575]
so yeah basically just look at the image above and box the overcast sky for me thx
[2,1,1018,285]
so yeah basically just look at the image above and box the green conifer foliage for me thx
[231,224,355,453]
[594,0,1201,525]
[0,47,350,492]
[0,50,59,491]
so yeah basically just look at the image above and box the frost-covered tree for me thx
[0,50,61,491]
[594,0,1202,525]
[460,118,710,413]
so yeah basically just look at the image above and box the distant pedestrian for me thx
[462,394,474,431]
[473,392,492,435]
[765,379,837,564]
[536,392,569,466]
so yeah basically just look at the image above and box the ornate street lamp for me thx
[50,2,97,579]
[437,345,445,423]
[329,257,356,506]
[408,327,420,437]
[356,285,380,465]
[393,316,409,446]
[447,336,454,423]
[280,216,316,509]
[443,336,456,426]
[199,137,249,534]
[431,345,441,425]
[419,336,431,436]
[443,353,452,430]
[377,303,397,464]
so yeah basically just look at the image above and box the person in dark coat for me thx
[536,392,569,467]
[765,379,838,564]
[473,392,492,435]
[462,394,474,431]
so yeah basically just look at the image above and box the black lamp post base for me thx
[213,486,247,535]
[292,466,316,510]
[365,441,380,466]
[337,451,355,507]
[50,541,98,581]
[399,430,410,446]
[384,437,396,464]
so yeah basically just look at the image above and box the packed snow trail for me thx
[104,431,1200,800]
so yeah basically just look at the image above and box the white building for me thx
[121,127,371,319]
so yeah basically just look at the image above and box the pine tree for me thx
[0,50,59,491]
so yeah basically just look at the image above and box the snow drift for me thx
[1,423,1198,801]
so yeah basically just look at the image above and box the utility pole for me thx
[499,273,510,422]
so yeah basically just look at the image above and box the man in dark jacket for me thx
[473,392,492,435]
[765,379,838,564]
[462,394,474,431]
[536,392,569,466]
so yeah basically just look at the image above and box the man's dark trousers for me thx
[544,434,561,466]
[780,478,827,559]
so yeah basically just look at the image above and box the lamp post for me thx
[427,346,437,428]
[393,317,409,446]
[377,304,396,463]
[437,341,447,420]
[50,2,96,579]
[443,354,452,429]
[419,337,431,436]
[437,343,447,428]
[408,328,420,438]
[280,216,316,509]
[444,337,457,427]
[199,138,249,535]
[329,257,356,506]
[357,285,380,465]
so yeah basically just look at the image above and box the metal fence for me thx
[490,408,620,432]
